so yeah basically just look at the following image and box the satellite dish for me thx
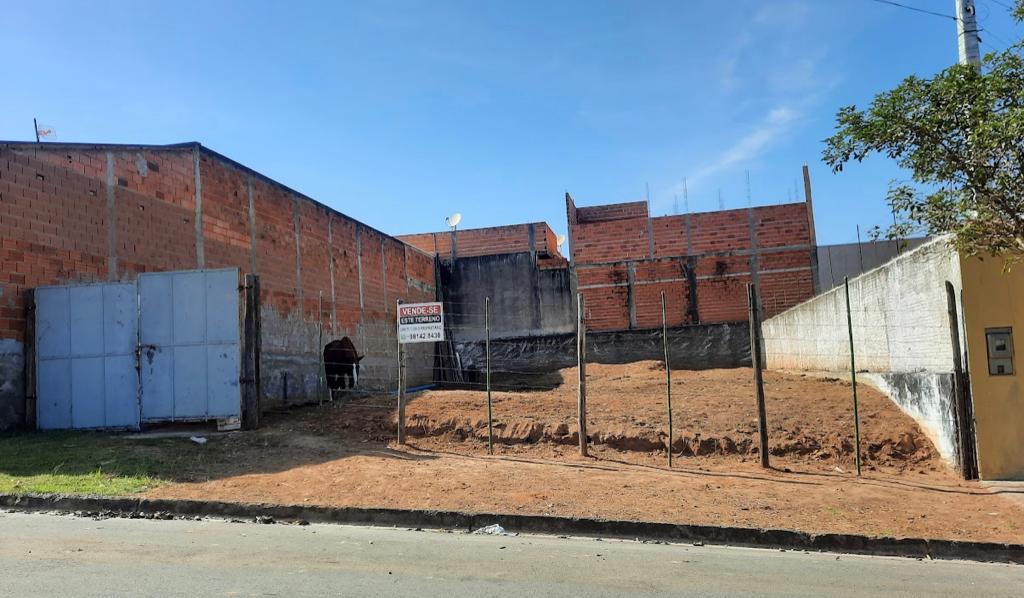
[556,234,566,247]
[445,213,462,229]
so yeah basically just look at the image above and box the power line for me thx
[981,27,1016,49]
[859,0,957,20]
[982,0,1016,12]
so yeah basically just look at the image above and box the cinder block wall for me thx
[0,142,437,428]
[760,236,964,466]
[567,194,816,331]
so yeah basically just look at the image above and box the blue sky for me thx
[2,0,1021,244]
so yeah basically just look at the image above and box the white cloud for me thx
[661,1,839,204]
[675,105,800,193]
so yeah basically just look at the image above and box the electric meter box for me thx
[986,327,1014,376]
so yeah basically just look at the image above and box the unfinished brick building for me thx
[398,221,568,268]
[567,174,818,331]
[0,141,436,428]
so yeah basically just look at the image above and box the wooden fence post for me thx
[577,292,588,457]
[844,276,862,476]
[662,291,673,467]
[485,296,494,455]
[748,283,769,469]
[241,274,261,430]
[397,299,406,445]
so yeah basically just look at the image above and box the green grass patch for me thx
[0,431,217,496]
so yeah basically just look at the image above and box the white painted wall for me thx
[763,236,960,374]
[761,236,964,467]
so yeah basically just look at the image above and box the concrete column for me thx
[528,223,537,262]
[356,227,365,314]
[292,199,303,317]
[193,149,204,269]
[246,176,257,275]
[647,218,656,258]
[403,244,410,294]
[684,212,694,256]
[803,164,821,294]
[747,208,761,295]
[381,237,388,313]
[327,216,337,334]
[627,262,637,329]
[355,227,366,349]
[105,152,117,281]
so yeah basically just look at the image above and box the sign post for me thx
[396,301,445,444]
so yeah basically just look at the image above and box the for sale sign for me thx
[398,302,445,344]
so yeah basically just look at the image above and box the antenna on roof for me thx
[33,118,55,142]
[445,213,462,231]
[556,234,567,250]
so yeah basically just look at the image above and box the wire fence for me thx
[307,279,974,480]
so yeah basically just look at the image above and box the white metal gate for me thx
[138,269,242,421]
[35,282,139,430]
[34,268,243,430]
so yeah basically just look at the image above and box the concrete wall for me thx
[816,237,931,292]
[959,254,1024,480]
[439,252,575,342]
[567,194,816,331]
[761,237,964,466]
[0,142,437,427]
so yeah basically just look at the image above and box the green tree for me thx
[823,1,1024,260]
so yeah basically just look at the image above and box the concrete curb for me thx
[1,493,1021,564]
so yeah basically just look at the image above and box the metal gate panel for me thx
[138,269,241,421]
[35,282,139,430]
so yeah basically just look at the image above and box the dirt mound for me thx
[399,363,941,472]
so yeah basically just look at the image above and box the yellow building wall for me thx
[960,254,1024,480]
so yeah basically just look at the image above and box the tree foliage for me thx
[823,1,1024,259]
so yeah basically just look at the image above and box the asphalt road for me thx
[0,511,1019,597]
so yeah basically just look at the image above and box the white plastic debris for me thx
[473,524,506,535]
[189,436,208,445]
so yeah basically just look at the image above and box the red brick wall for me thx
[0,143,437,375]
[569,197,815,330]
[397,222,562,260]
[575,200,648,223]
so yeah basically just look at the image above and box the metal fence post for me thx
[485,296,494,455]
[577,292,588,457]
[397,298,406,445]
[843,276,862,476]
[661,291,673,467]
[747,283,770,469]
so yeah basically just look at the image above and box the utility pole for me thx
[33,118,39,143]
[956,0,981,66]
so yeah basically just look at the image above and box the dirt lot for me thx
[403,363,938,474]
[146,365,1024,544]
